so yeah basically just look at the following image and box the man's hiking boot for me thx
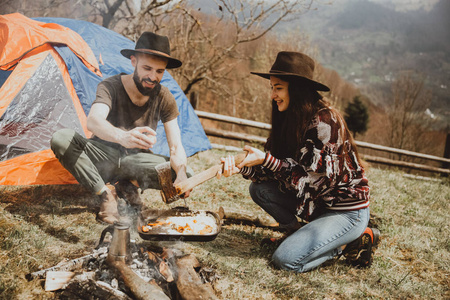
[343,227,380,268]
[96,184,120,225]
[115,180,143,209]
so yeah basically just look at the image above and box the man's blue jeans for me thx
[249,181,370,273]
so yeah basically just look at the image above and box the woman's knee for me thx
[249,181,279,206]
[249,182,264,205]
[272,248,299,272]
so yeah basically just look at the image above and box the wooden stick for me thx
[174,151,248,196]
[27,247,107,280]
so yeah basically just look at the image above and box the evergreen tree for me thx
[344,96,369,138]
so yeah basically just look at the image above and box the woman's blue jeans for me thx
[249,181,370,273]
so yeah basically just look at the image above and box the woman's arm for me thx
[259,109,343,193]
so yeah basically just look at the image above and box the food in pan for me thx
[141,212,218,235]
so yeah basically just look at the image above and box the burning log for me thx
[28,218,220,299]
[175,254,218,300]
[108,259,171,300]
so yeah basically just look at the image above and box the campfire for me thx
[26,205,278,299]
[27,211,221,300]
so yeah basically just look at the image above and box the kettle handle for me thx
[95,224,114,249]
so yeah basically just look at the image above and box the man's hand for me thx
[174,171,191,198]
[164,118,190,197]
[118,127,157,149]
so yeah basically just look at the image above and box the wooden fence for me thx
[195,110,450,175]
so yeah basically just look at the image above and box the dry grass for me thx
[0,149,449,299]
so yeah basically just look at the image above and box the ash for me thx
[95,242,176,290]
[57,240,186,299]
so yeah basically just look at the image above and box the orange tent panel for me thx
[0,48,90,185]
[0,13,101,76]
[0,149,77,185]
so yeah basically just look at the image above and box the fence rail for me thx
[195,110,450,175]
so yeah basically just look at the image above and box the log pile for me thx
[27,242,219,300]
[26,207,288,299]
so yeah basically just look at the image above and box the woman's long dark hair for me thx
[265,77,324,159]
[265,76,363,166]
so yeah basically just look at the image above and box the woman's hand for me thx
[216,155,240,179]
[237,145,265,168]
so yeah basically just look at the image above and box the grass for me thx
[0,149,449,299]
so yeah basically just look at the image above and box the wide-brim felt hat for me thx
[251,51,329,91]
[121,32,182,69]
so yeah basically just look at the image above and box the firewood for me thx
[219,208,280,228]
[159,261,174,282]
[108,259,170,300]
[175,254,218,300]
[44,271,76,291]
[60,276,132,300]
[27,247,107,280]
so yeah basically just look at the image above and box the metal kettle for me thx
[96,221,132,264]
[108,221,132,264]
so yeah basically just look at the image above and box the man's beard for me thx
[133,71,161,97]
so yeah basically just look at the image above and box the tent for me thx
[0,13,211,186]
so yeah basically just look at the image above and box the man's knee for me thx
[50,128,77,155]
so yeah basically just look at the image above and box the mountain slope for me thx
[291,0,449,126]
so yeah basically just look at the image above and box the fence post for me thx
[190,91,198,110]
[443,133,450,176]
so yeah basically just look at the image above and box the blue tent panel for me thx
[34,17,211,157]
[54,45,100,116]
[0,70,12,89]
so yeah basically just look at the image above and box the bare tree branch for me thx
[387,71,433,152]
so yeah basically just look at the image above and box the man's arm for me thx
[87,103,156,149]
[164,118,190,196]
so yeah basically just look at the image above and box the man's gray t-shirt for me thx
[91,74,179,151]
[93,74,179,131]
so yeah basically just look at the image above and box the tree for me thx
[344,96,369,138]
[156,0,316,95]
[61,0,316,98]
[385,71,433,152]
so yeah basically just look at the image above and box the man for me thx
[51,32,191,224]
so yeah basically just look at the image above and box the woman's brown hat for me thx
[121,32,182,69]
[251,51,329,91]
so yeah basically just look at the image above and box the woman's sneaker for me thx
[343,227,380,268]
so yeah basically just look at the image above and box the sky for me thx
[336,0,439,11]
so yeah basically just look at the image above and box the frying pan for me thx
[137,207,221,242]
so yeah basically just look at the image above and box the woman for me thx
[219,51,380,273]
